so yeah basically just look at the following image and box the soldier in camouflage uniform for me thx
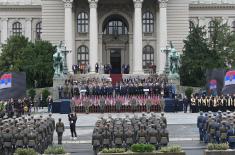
[56,118,64,145]
[3,128,12,155]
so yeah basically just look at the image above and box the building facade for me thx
[0,0,235,74]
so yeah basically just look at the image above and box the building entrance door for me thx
[110,49,121,74]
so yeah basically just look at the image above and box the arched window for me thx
[77,12,89,33]
[143,45,154,69]
[143,11,154,33]
[36,22,42,40]
[103,20,128,35]
[208,21,215,38]
[12,22,22,36]
[232,21,235,33]
[77,46,89,65]
[189,21,194,33]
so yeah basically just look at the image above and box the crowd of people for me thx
[92,113,169,153]
[72,63,131,75]
[59,74,169,99]
[0,97,35,119]
[72,64,90,74]
[191,95,235,113]
[197,111,235,149]
[0,114,55,155]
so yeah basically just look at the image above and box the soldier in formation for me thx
[0,113,55,155]
[56,118,65,144]
[92,113,168,153]
[197,110,235,148]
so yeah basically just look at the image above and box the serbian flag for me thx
[209,80,217,90]
[0,74,12,89]
[225,71,235,86]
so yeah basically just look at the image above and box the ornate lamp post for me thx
[161,44,171,76]
[60,41,71,75]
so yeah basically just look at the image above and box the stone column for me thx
[25,18,32,41]
[1,18,8,44]
[158,0,168,74]
[63,0,73,73]
[88,0,99,73]
[133,0,143,74]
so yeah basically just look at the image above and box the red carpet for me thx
[110,74,122,85]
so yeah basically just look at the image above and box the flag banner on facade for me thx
[225,70,235,86]
[209,79,217,90]
[0,73,12,89]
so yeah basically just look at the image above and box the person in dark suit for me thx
[95,63,99,73]
[47,96,53,113]
[68,113,77,140]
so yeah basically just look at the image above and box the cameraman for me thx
[68,112,77,140]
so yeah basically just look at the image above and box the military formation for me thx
[197,111,235,149]
[191,95,235,113]
[73,95,164,113]
[0,114,55,155]
[92,113,169,153]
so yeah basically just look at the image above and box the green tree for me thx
[0,35,56,88]
[0,35,29,71]
[180,25,210,87]
[180,19,235,87]
[208,19,233,68]
[21,40,55,88]
[28,88,36,101]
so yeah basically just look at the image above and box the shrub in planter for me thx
[144,144,156,152]
[207,143,229,150]
[44,146,66,154]
[101,148,126,153]
[14,148,37,155]
[131,144,156,153]
[205,143,235,155]
[131,144,145,153]
[160,145,183,153]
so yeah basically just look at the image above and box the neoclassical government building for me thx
[0,0,235,74]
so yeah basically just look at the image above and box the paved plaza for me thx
[33,110,206,155]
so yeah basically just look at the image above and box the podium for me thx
[52,99,71,114]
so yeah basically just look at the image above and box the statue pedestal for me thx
[168,75,180,94]
[53,76,67,100]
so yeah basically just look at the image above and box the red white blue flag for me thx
[225,71,235,86]
[0,74,12,89]
[209,80,217,90]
